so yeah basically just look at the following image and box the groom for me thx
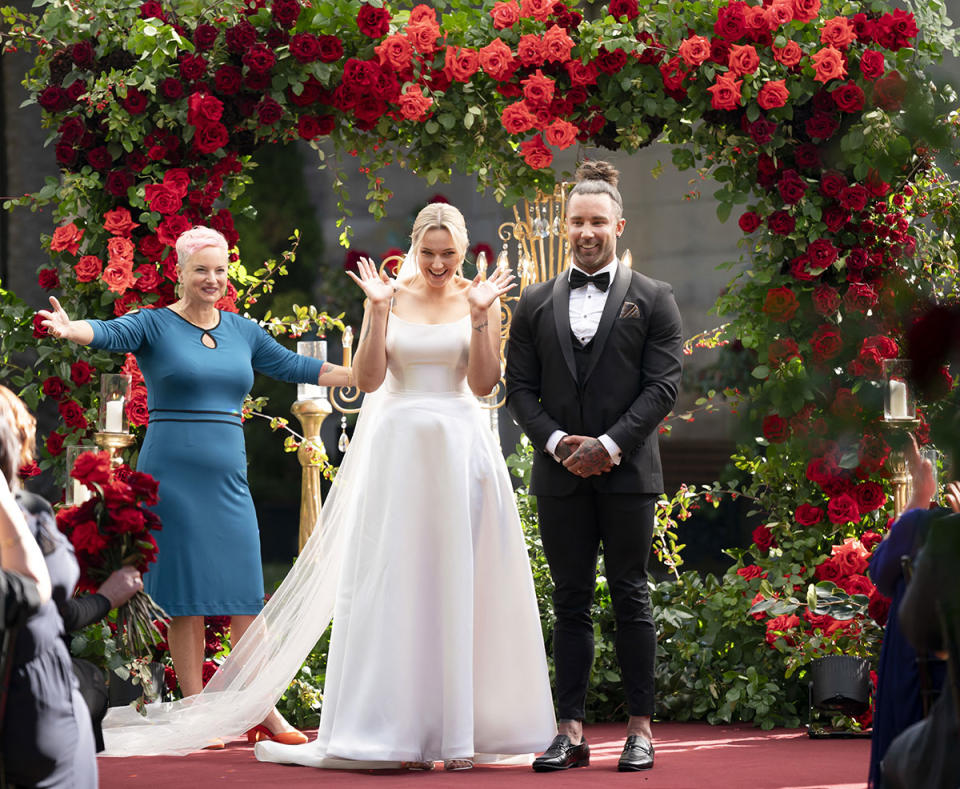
[505,161,683,772]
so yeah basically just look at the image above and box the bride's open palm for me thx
[345,257,395,305]
[467,268,515,312]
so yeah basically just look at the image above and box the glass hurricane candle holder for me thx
[99,374,131,433]
[296,340,328,402]
[65,443,97,506]
[883,359,915,422]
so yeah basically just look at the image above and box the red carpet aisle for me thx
[98,722,869,789]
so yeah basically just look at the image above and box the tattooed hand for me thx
[562,436,613,476]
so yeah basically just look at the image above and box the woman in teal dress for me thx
[38,226,351,742]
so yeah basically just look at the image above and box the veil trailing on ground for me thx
[101,352,393,756]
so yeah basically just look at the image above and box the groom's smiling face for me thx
[566,193,625,274]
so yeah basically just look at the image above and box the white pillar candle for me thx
[105,399,124,433]
[888,379,909,419]
[71,478,92,506]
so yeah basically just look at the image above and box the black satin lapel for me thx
[552,275,577,383]
[582,263,630,384]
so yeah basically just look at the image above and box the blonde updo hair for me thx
[175,226,229,266]
[0,385,36,485]
[569,160,623,219]
[409,203,469,276]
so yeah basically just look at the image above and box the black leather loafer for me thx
[618,734,654,771]
[532,735,590,771]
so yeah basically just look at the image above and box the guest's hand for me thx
[562,436,613,476]
[345,257,395,307]
[467,268,515,313]
[945,481,960,513]
[37,296,73,340]
[96,566,143,609]
[904,434,936,511]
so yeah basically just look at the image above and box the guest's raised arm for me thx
[36,296,94,345]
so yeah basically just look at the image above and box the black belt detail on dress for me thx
[148,418,244,428]
[148,409,241,416]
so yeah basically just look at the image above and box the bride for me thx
[101,203,556,769]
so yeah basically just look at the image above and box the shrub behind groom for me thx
[505,160,683,773]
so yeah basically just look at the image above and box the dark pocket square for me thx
[619,301,640,319]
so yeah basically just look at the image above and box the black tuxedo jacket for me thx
[505,262,683,496]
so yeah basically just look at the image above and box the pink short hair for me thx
[175,226,228,265]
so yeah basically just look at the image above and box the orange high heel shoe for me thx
[246,724,308,745]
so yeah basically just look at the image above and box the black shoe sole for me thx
[532,759,590,772]
[618,761,653,771]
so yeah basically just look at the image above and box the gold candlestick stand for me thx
[883,419,920,519]
[93,431,136,466]
[291,398,333,551]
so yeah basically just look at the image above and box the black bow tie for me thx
[569,270,610,292]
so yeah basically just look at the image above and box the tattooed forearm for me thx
[472,320,488,333]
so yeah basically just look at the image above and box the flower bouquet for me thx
[56,450,167,657]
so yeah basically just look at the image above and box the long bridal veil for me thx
[101,378,390,756]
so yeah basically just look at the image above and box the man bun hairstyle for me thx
[569,160,623,218]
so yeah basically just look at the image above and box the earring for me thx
[176,280,184,298]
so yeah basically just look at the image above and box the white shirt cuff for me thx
[546,430,568,462]
[598,434,622,465]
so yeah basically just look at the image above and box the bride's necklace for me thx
[172,301,218,329]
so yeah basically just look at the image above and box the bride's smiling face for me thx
[416,228,462,288]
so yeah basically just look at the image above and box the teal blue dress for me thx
[88,308,325,617]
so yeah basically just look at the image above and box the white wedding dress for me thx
[101,310,555,765]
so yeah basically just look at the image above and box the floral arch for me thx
[2,0,960,728]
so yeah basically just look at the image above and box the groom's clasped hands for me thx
[556,436,614,476]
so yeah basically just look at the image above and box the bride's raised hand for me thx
[345,256,395,307]
[37,296,73,340]
[467,268,516,312]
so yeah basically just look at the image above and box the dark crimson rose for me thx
[163,167,190,198]
[126,470,159,505]
[806,238,838,270]
[225,21,258,53]
[187,91,224,126]
[748,117,777,145]
[57,116,85,145]
[767,211,795,235]
[297,114,334,140]
[777,170,807,205]
[138,235,165,261]
[752,524,776,553]
[762,286,798,322]
[125,151,147,172]
[873,70,907,111]
[793,143,821,170]
[859,49,885,80]
[126,389,150,427]
[830,387,860,419]
[736,564,765,581]
[42,376,70,399]
[134,263,162,293]
[289,32,321,63]
[875,9,918,51]
[139,1,167,21]
[213,65,243,96]
[795,503,823,526]
[66,80,87,103]
[38,85,69,112]
[709,36,731,65]
[256,97,283,125]
[858,434,890,473]
[814,558,843,583]
[193,23,218,50]
[832,81,864,112]
[843,282,878,313]
[827,493,861,525]
[852,13,875,43]
[812,284,840,316]
[144,183,182,215]
[762,414,790,443]
[868,589,890,627]
[714,3,746,42]
[243,43,276,74]
[839,184,870,212]
[861,531,884,552]
[38,268,60,290]
[58,398,88,430]
[122,86,148,115]
[113,291,142,316]
[193,123,229,154]
[854,481,886,514]
[738,211,761,233]
[71,40,96,68]
[357,4,390,38]
[768,337,800,365]
[45,431,65,456]
[317,35,344,63]
[86,146,113,170]
[609,0,639,20]
[159,77,184,101]
[823,206,850,232]
[178,53,207,82]
[820,171,847,198]
[595,47,628,74]
[810,325,843,362]
[805,111,839,140]
[271,0,302,28]
[70,360,94,386]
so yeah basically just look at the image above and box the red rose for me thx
[768,337,800,366]
[45,431,66,456]
[806,238,838,270]
[762,414,790,444]
[608,0,638,19]
[38,268,60,290]
[823,206,850,232]
[444,46,480,83]
[178,53,207,82]
[194,123,229,155]
[833,542,869,576]
[38,85,69,112]
[102,207,139,237]
[102,261,136,294]
[761,286,799,322]
[859,49,885,80]
[73,255,102,283]
[595,47,628,75]
[814,557,843,583]
[765,614,800,648]
[715,3,747,41]
[42,376,70,400]
[868,589,890,627]
[144,183,182,215]
[71,520,108,556]
[478,39,517,82]
[256,97,283,126]
[50,222,84,255]
[757,79,789,110]
[107,237,135,265]
[752,524,776,553]
[858,434,890,474]
[271,0,301,27]
[501,101,537,135]
[490,0,520,29]
[242,43,276,74]
[827,493,861,525]
[738,211,761,233]
[795,503,824,526]
[727,43,759,77]
[126,389,150,427]
[773,40,802,67]
[521,69,555,108]
[875,9,918,51]
[810,325,843,362]
[777,170,807,205]
[311,34,342,63]
[854,481,886,514]
[707,74,743,111]
[70,361,94,387]
[820,16,856,49]
[519,134,553,170]
[357,4,390,38]
[736,564,765,581]
[767,211,795,235]
[297,114,334,140]
[831,81,865,113]
[544,119,578,149]
[820,171,847,198]
[678,34,711,67]
[542,24,574,64]
[873,70,906,111]
[860,530,883,552]
[843,282,878,313]
[133,263,161,293]
[805,110,839,140]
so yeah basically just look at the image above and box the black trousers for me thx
[537,488,657,721]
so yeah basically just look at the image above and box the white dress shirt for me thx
[545,258,623,465]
